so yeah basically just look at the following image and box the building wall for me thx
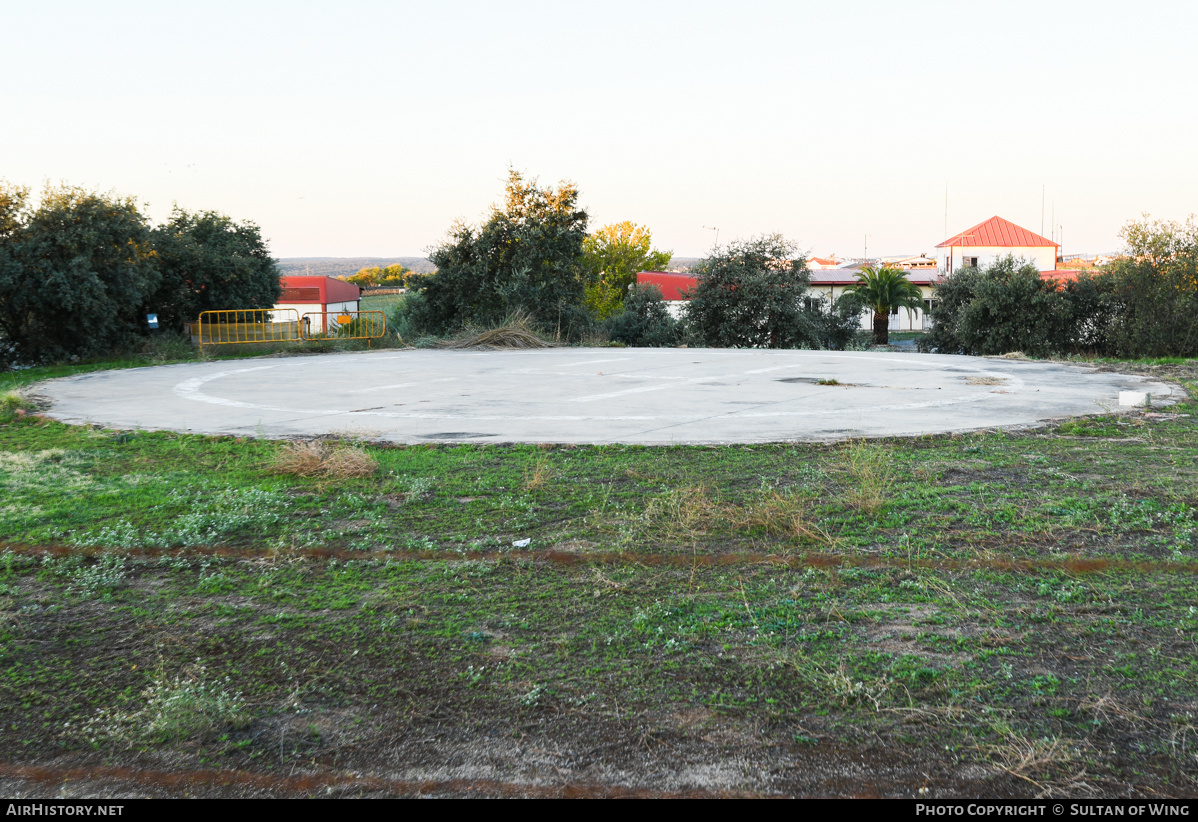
[273,299,362,333]
[809,284,939,331]
[937,245,1056,273]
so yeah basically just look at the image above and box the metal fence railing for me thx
[194,309,301,348]
[300,311,387,344]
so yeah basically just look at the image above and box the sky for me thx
[3,0,1196,259]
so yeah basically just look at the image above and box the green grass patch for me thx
[0,358,1197,796]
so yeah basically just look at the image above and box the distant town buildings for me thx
[635,215,1110,333]
[934,216,1058,274]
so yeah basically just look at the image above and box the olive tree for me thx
[684,234,820,348]
[148,208,281,331]
[0,184,158,366]
[402,170,590,337]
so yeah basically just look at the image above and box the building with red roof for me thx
[637,268,945,332]
[275,276,362,333]
[935,216,1058,274]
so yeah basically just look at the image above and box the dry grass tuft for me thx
[439,315,555,350]
[642,484,723,536]
[965,376,1009,386]
[523,451,556,491]
[0,389,37,414]
[269,440,378,479]
[843,440,896,514]
[729,489,833,544]
[985,732,1088,797]
[638,484,833,545]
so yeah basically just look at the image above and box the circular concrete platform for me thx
[37,348,1178,444]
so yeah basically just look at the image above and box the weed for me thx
[730,487,831,544]
[823,662,890,709]
[77,661,249,746]
[269,440,378,479]
[984,731,1083,796]
[160,488,287,547]
[522,451,555,491]
[65,554,127,598]
[843,440,895,514]
[641,484,721,536]
[520,684,547,706]
[0,390,32,413]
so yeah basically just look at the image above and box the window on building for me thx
[963,256,979,268]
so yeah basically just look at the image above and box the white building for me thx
[275,276,362,333]
[935,216,1058,273]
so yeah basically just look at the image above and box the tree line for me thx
[394,170,867,349]
[921,217,1198,358]
[0,183,280,368]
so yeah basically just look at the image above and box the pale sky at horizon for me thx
[4,0,1196,260]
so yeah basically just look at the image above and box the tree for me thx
[0,184,159,366]
[581,222,672,319]
[843,265,925,345]
[684,235,819,349]
[920,256,1118,357]
[147,208,280,330]
[347,264,412,289]
[953,257,1070,356]
[404,170,590,337]
[1104,216,1198,357]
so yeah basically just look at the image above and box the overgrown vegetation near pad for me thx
[1,362,1197,797]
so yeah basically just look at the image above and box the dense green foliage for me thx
[684,235,847,349]
[401,171,591,338]
[0,184,281,368]
[924,219,1198,358]
[1105,217,1198,357]
[843,265,925,345]
[814,290,869,350]
[0,184,159,366]
[922,223,1198,358]
[149,208,280,332]
[602,283,680,347]
[920,258,1110,356]
[581,222,672,318]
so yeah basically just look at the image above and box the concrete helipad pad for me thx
[38,348,1177,444]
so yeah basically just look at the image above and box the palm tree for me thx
[844,265,925,346]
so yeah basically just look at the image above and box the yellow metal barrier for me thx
[195,309,301,348]
[300,311,386,345]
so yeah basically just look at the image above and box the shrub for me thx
[0,184,159,367]
[684,235,822,349]
[1104,217,1198,358]
[809,291,868,350]
[921,257,1117,357]
[602,283,679,347]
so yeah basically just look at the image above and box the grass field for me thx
[360,292,404,317]
[1,357,1196,797]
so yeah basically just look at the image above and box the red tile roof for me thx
[936,216,1058,249]
[280,276,362,304]
[636,271,697,301]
